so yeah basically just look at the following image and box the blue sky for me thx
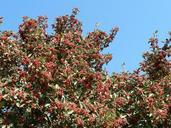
[0,0,171,73]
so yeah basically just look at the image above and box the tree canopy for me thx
[0,9,170,128]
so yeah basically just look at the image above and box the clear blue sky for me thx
[1,0,171,73]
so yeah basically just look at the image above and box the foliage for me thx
[0,9,170,128]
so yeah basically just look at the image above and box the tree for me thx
[0,9,170,128]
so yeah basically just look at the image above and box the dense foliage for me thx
[0,9,170,128]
